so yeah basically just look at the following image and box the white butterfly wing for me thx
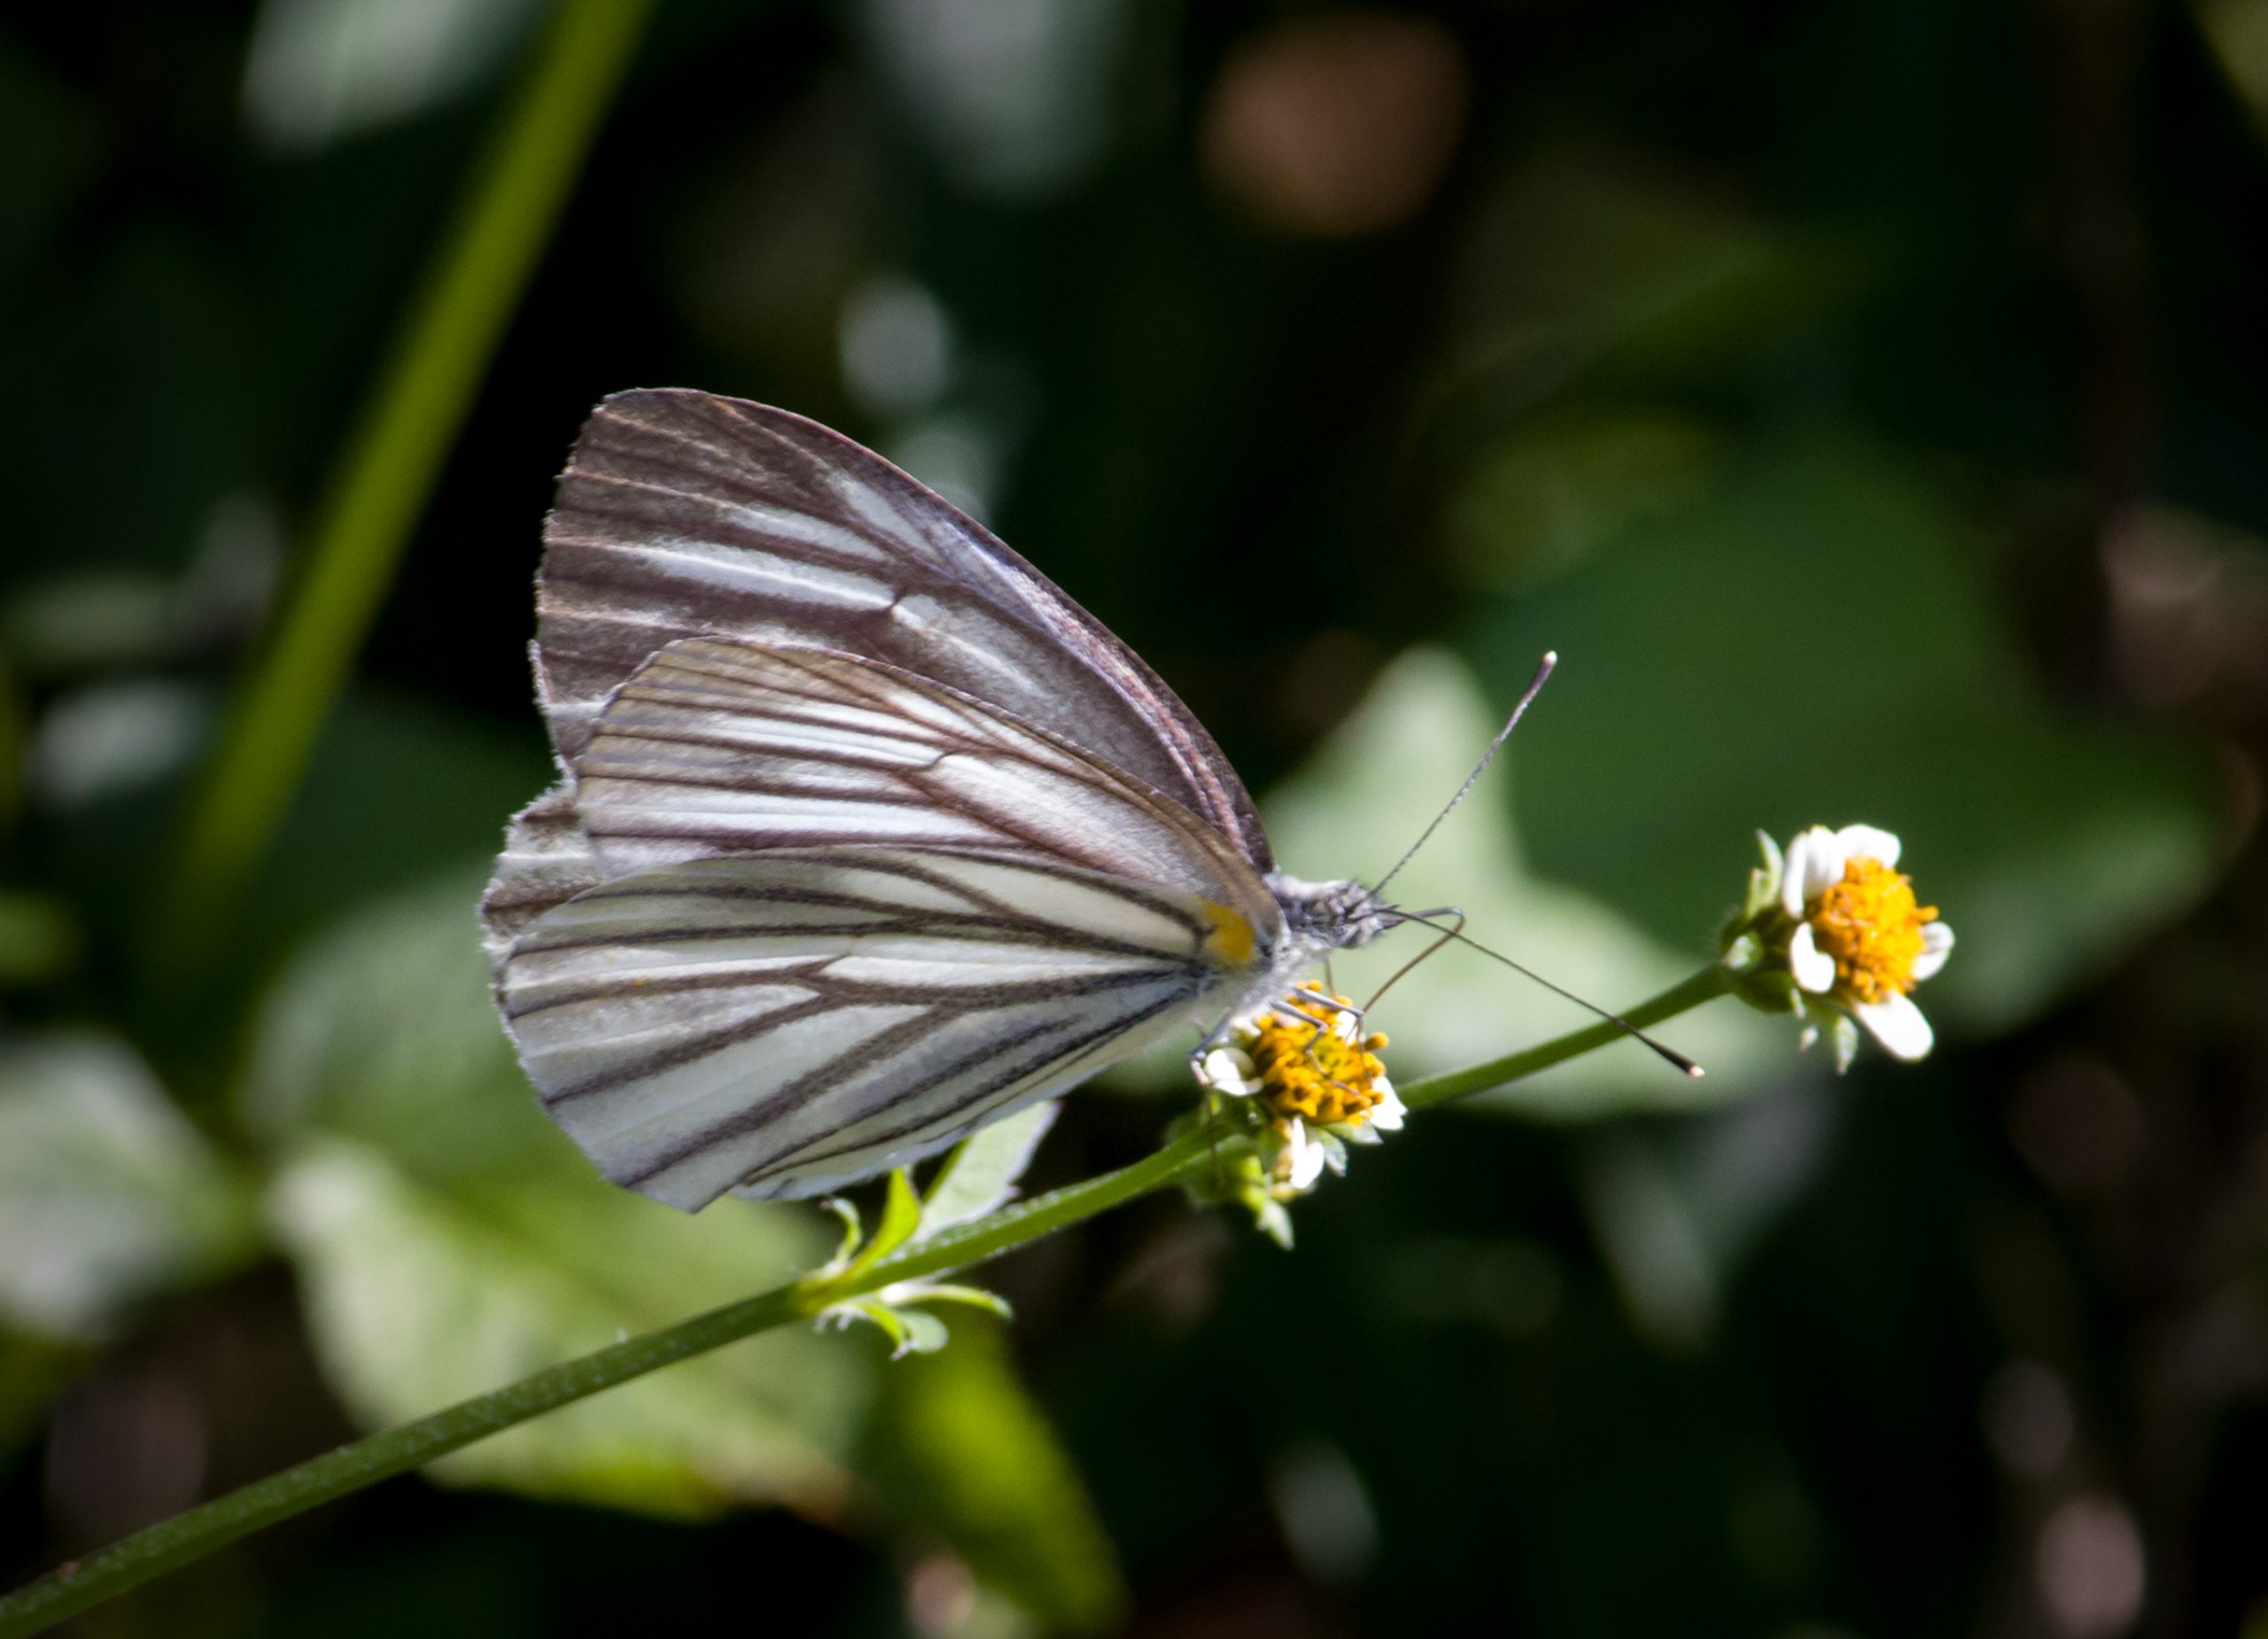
[491,636,1281,1208]
[479,784,603,970]
[533,388,1273,869]
[499,847,1262,1208]
[570,636,1270,905]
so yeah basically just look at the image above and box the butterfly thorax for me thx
[1265,874,1395,956]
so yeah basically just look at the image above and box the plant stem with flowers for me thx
[0,823,1952,1639]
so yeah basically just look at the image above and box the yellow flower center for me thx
[1807,858,1938,1003]
[1247,995,1393,1128]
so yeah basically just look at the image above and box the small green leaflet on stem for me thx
[799,1167,1017,1358]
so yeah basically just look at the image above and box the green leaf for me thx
[0,1032,260,1340]
[905,1284,1014,1322]
[895,1308,950,1355]
[1261,649,1792,1116]
[864,1314,1125,1634]
[822,1284,1012,1356]
[861,1301,949,1358]
[268,1136,871,1519]
[821,1197,864,1268]
[237,863,583,1180]
[914,1099,1059,1243]
[1461,432,2225,1034]
[52,693,551,1027]
[829,1298,911,1354]
[841,1168,923,1282]
[875,1168,924,1255]
[244,874,874,1519]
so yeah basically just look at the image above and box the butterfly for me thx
[481,388,1405,1211]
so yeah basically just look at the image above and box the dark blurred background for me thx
[5,1,2268,1635]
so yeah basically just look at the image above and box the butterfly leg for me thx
[1285,986,1365,1040]
[1263,1000,1364,1096]
[1187,1011,1247,1084]
[1272,992,1386,1109]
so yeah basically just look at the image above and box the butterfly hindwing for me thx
[498,847,1261,1208]
[534,388,1273,869]
[479,784,604,970]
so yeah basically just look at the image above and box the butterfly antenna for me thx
[1363,910,1465,1014]
[1371,651,1557,898]
[1392,912,1705,1078]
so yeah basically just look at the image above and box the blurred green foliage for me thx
[5,0,2268,1635]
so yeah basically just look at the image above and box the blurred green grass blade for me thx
[154,0,656,973]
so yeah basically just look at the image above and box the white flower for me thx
[1364,1076,1405,1133]
[1779,824,1903,915]
[1191,992,1402,1221]
[1197,1045,1258,1096]
[1769,824,1953,1067]
[1278,1117,1327,1191]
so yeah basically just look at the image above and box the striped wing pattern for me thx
[536,388,1272,869]
[484,389,1297,1208]
[499,847,1256,1208]
[479,784,603,970]
[486,635,1283,1207]
[571,636,1276,910]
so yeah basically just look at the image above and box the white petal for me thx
[1200,1048,1255,1095]
[1285,1121,1326,1190]
[1368,1081,1406,1132]
[1789,922,1837,992]
[1783,826,1845,913]
[1779,831,1814,915]
[1910,920,1954,981]
[1834,824,1901,870]
[1853,991,1934,1060]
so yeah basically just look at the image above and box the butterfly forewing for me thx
[499,847,1262,1208]
[570,636,1273,909]
[536,389,1271,868]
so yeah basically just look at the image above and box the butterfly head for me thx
[1265,874,1396,952]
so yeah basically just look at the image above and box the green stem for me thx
[874,1128,1217,1283]
[1400,965,1732,1111]
[0,1132,1217,1638]
[152,0,655,974]
[0,969,1728,1637]
[0,1286,810,1639]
